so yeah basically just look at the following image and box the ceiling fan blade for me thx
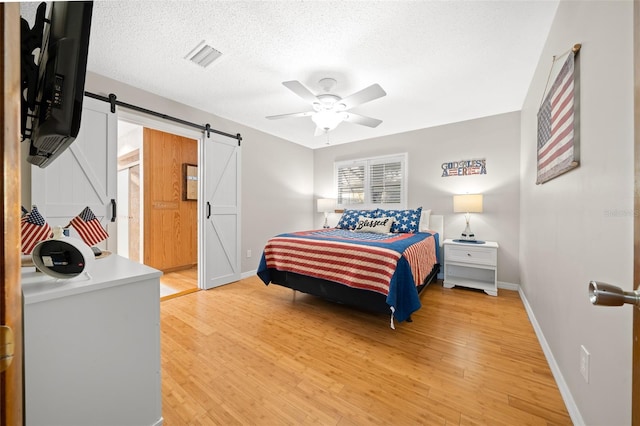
[266,111,314,120]
[345,113,383,128]
[282,80,319,105]
[338,84,386,110]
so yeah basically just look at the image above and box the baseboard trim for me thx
[518,287,585,426]
[161,264,198,274]
[497,281,519,291]
[242,270,256,280]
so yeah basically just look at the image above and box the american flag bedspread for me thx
[257,229,440,322]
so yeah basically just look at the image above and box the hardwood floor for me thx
[160,276,571,425]
[160,266,199,300]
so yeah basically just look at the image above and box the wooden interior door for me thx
[1,3,23,424]
[143,128,197,271]
[633,2,639,424]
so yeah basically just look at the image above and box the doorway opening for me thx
[116,119,199,299]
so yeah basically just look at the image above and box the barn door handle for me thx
[206,202,211,219]
[110,199,117,222]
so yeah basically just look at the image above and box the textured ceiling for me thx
[21,0,559,149]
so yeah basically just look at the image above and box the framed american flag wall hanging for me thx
[536,43,581,185]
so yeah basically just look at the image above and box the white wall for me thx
[237,125,314,273]
[314,111,521,285]
[520,1,633,424]
[80,72,315,275]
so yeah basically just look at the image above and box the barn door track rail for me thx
[85,91,242,145]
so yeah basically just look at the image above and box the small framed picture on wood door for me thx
[183,163,197,201]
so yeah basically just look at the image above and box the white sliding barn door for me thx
[200,133,241,289]
[31,96,117,250]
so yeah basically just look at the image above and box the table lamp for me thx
[317,198,336,228]
[453,194,483,242]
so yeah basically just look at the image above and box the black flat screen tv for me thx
[21,1,94,168]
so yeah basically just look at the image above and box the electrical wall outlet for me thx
[246,249,252,258]
[580,345,590,383]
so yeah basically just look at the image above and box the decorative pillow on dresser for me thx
[376,207,422,233]
[353,216,394,234]
[336,209,379,230]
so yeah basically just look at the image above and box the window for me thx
[335,153,407,209]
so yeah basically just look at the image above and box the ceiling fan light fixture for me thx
[267,78,386,135]
[312,110,348,131]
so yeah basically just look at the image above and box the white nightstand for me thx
[443,239,499,296]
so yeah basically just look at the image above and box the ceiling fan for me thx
[266,78,387,136]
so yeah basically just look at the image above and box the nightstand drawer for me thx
[445,245,497,266]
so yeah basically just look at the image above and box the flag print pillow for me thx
[376,207,422,233]
[335,209,379,230]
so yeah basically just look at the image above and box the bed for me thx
[257,208,443,327]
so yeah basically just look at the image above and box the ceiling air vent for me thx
[184,41,222,68]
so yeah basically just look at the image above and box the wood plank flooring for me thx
[160,276,572,425]
[160,267,199,300]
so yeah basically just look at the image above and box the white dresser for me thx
[443,239,499,296]
[22,254,163,426]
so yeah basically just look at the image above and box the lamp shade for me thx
[453,194,483,213]
[317,198,336,213]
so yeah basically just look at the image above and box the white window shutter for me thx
[369,160,402,205]
[335,153,407,209]
[337,163,365,205]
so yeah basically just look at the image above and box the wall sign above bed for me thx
[441,159,486,177]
